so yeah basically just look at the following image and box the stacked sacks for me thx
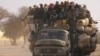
[77,18,89,26]
[84,23,97,35]
[84,23,98,52]
[76,18,98,52]
[78,33,90,50]
[76,18,90,50]
[76,18,97,35]
[76,18,89,32]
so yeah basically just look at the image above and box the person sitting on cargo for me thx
[82,4,91,18]
[75,4,83,19]
[77,4,91,19]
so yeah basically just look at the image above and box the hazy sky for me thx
[0,0,100,29]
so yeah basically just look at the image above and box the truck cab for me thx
[32,29,70,56]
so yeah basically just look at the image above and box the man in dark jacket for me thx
[38,4,45,20]
[47,3,55,26]
[63,1,69,19]
[36,4,45,30]
[54,1,62,20]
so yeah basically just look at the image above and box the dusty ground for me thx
[0,39,32,56]
[90,45,100,56]
[0,39,100,56]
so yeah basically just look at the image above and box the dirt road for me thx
[0,40,100,56]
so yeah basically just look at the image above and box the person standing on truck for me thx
[67,2,76,20]
[22,6,34,21]
[32,5,38,22]
[54,1,62,20]
[27,6,36,37]
[63,1,69,19]
[35,4,45,30]
[47,3,55,26]
[38,4,45,22]
[59,1,64,19]
[28,7,34,16]
[44,4,49,24]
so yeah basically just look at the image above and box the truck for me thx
[27,2,98,56]
[28,17,98,56]
[28,19,71,56]
[32,29,70,56]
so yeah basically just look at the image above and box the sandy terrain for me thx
[0,39,100,56]
[90,45,100,56]
[0,39,32,56]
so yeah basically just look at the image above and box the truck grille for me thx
[41,55,54,56]
[35,54,62,56]
[41,48,57,54]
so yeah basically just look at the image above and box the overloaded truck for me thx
[28,18,98,56]
[27,1,99,56]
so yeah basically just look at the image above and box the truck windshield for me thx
[37,30,68,41]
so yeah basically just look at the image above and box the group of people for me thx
[27,1,93,26]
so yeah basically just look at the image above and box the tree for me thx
[18,6,30,47]
[18,6,29,20]
[0,7,11,19]
[0,6,30,46]
[3,15,23,45]
[0,7,11,31]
